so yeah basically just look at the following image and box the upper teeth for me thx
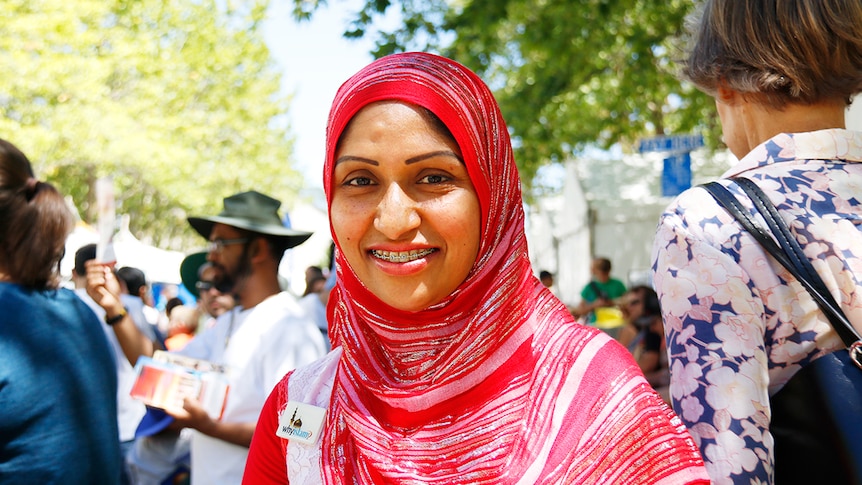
[372,249,435,262]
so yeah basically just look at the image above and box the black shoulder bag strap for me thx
[702,176,862,483]
[701,177,862,353]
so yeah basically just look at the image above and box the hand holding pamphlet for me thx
[130,351,230,419]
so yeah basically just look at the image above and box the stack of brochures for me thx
[129,350,230,419]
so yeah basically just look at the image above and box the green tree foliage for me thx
[290,0,723,194]
[0,0,302,249]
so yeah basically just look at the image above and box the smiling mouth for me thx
[371,248,436,263]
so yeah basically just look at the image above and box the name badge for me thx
[277,401,327,445]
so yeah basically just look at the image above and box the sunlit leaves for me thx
[290,0,723,196]
[1,0,302,249]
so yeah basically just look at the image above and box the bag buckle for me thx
[850,341,862,371]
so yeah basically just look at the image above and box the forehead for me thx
[335,103,463,170]
[344,102,450,141]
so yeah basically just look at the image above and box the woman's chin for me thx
[369,285,441,313]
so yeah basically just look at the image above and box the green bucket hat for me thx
[179,251,208,299]
[187,191,312,248]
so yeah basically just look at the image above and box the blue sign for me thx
[638,134,704,154]
[662,153,692,197]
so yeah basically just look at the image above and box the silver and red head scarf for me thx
[323,51,537,387]
[317,52,708,484]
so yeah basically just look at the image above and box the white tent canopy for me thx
[111,226,186,285]
[62,216,186,285]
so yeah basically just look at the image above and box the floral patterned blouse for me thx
[651,129,862,484]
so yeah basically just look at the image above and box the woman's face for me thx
[330,101,481,312]
[621,291,645,323]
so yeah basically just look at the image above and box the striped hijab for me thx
[320,52,707,484]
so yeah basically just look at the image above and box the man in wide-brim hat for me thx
[187,190,312,306]
[87,190,328,485]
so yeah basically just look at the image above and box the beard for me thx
[212,244,254,296]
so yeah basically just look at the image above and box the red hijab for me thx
[319,52,707,484]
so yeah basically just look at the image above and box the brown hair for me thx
[680,0,862,110]
[593,257,612,274]
[0,139,73,289]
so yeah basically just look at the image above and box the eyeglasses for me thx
[206,238,250,253]
[196,280,216,292]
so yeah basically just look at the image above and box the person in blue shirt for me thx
[0,138,121,484]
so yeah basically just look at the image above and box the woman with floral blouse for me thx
[651,0,862,484]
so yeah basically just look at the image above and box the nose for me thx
[373,182,420,239]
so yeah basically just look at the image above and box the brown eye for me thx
[345,176,374,187]
[419,174,449,184]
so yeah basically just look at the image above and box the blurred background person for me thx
[616,285,669,403]
[165,305,201,351]
[164,296,185,320]
[301,265,326,297]
[0,138,121,483]
[73,244,160,484]
[538,269,559,297]
[299,265,330,351]
[117,265,166,349]
[180,252,235,331]
[571,257,627,337]
[539,269,554,289]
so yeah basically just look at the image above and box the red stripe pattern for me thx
[312,52,708,484]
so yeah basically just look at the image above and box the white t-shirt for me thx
[178,291,327,485]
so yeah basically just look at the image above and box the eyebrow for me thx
[334,155,377,166]
[334,150,463,166]
[406,150,463,164]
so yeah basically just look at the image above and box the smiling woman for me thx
[330,101,480,312]
[243,52,710,484]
